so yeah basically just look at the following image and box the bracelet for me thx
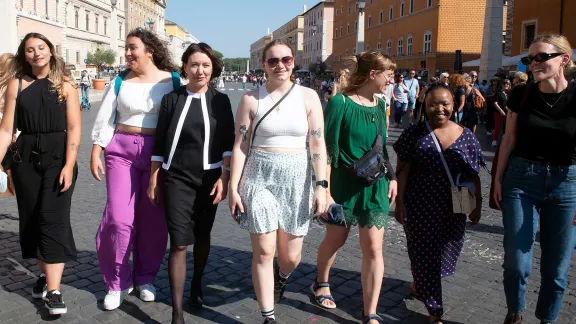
[224,167,231,172]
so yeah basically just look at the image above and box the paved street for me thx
[0,83,575,324]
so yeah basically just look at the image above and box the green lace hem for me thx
[343,210,389,229]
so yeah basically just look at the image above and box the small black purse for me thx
[1,78,22,171]
[344,105,388,187]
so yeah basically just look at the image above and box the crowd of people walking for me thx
[0,28,574,324]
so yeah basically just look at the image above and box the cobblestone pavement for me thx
[0,91,575,324]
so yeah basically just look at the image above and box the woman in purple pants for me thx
[90,28,180,310]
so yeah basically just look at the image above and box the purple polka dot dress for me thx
[393,123,485,317]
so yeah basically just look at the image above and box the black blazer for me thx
[153,86,235,170]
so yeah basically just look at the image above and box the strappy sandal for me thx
[362,312,384,324]
[310,282,336,309]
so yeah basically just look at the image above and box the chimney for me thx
[303,4,307,13]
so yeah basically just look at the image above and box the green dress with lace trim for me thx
[324,93,390,229]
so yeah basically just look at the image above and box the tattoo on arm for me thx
[312,153,321,161]
[311,128,322,139]
[239,125,248,142]
[71,143,79,152]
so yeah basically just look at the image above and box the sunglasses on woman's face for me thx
[266,56,294,67]
[521,52,564,65]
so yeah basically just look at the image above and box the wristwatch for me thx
[316,180,329,189]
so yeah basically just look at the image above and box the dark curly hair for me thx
[126,28,176,72]
[180,42,223,80]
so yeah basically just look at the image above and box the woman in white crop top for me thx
[228,40,328,324]
[90,28,180,311]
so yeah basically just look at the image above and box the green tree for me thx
[223,57,249,72]
[86,48,116,77]
[213,50,224,60]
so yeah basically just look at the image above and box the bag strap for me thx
[12,78,22,137]
[112,71,129,125]
[170,71,181,89]
[250,83,296,151]
[426,121,456,188]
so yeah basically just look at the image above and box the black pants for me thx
[12,132,77,263]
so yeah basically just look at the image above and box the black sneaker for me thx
[32,274,47,299]
[44,290,67,315]
[263,317,277,324]
[273,263,288,303]
[503,312,523,324]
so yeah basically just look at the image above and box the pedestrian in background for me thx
[405,70,420,124]
[512,72,528,87]
[394,83,484,324]
[0,32,81,315]
[314,51,398,324]
[493,33,576,324]
[229,39,327,324]
[449,74,467,124]
[80,70,92,110]
[490,78,508,147]
[91,28,179,311]
[149,42,234,324]
[392,74,409,128]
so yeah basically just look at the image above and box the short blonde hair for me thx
[531,33,574,75]
[440,72,449,79]
[514,72,528,84]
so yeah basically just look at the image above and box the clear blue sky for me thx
[165,1,319,58]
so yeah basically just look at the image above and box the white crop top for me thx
[251,85,308,148]
[92,79,175,147]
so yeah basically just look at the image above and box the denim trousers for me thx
[394,101,408,125]
[501,157,576,322]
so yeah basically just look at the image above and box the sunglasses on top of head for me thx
[521,52,564,65]
[266,56,294,67]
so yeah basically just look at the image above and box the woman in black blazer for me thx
[148,43,234,324]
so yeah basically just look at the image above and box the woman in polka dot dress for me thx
[393,83,485,324]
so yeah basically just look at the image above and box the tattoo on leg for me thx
[311,128,322,139]
[239,125,248,142]
[312,153,321,161]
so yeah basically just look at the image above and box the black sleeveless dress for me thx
[12,77,77,263]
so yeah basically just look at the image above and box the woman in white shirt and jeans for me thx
[90,28,180,311]
[392,74,410,128]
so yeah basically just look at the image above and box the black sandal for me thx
[362,313,384,324]
[310,282,336,309]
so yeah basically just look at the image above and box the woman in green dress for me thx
[312,51,398,324]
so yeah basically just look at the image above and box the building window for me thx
[386,40,392,56]
[522,20,537,51]
[76,51,80,64]
[377,41,382,50]
[368,15,371,27]
[400,1,405,16]
[346,48,348,56]
[411,0,415,13]
[428,0,433,7]
[355,21,357,31]
[65,49,69,63]
[336,9,338,15]
[339,55,342,62]
[407,35,413,56]
[397,37,403,56]
[95,15,99,33]
[335,28,338,37]
[85,11,90,31]
[119,24,122,38]
[389,6,393,20]
[55,45,60,55]
[340,27,342,36]
[348,6,351,14]
[55,0,59,20]
[424,31,432,54]
[104,19,107,35]
[74,7,79,28]
[341,5,343,13]
[379,10,383,24]
[353,48,357,54]
[347,24,350,34]
[45,0,49,17]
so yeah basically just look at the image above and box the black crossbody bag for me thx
[344,100,388,186]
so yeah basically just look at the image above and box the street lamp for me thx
[110,0,118,66]
[356,0,366,54]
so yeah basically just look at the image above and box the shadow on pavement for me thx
[0,221,435,323]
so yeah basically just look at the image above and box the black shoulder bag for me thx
[1,78,22,171]
[344,101,389,186]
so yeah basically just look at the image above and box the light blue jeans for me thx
[501,157,576,322]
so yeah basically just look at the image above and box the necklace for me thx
[539,86,567,108]
[356,93,377,123]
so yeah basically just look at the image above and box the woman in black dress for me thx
[0,33,81,315]
[148,43,235,324]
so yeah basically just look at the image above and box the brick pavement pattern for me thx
[0,95,575,324]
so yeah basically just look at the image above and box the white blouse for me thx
[91,78,174,147]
